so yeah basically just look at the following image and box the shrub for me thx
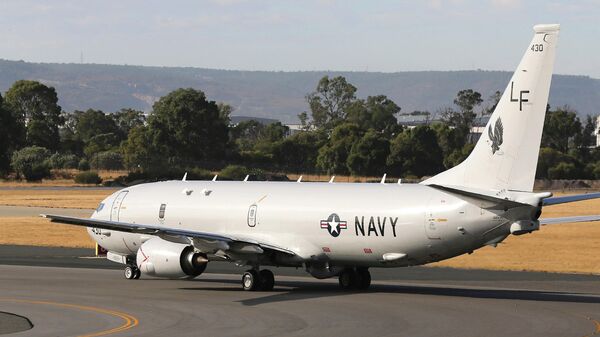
[48,153,79,169]
[90,151,124,170]
[11,146,52,181]
[187,168,213,180]
[548,162,579,179]
[74,171,102,184]
[78,159,90,171]
[219,165,248,180]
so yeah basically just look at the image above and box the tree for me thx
[272,131,325,172]
[316,123,362,175]
[541,106,581,153]
[573,114,596,161]
[0,93,24,175]
[90,151,124,170]
[230,120,264,151]
[454,89,483,118]
[147,88,229,165]
[485,91,502,115]
[112,108,145,139]
[431,122,468,168]
[536,147,576,179]
[254,122,289,153]
[73,109,120,143]
[387,126,444,177]
[4,80,63,150]
[347,130,390,176]
[122,126,161,171]
[306,76,357,130]
[11,146,51,181]
[84,133,121,158]
[217,102,233,124]
[441,89,483,147]
[347,95,401,136]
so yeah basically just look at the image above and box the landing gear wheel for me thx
[242,269,260,291]
[356,268,371,290]
[133,268,141,279]
[124,265,138,280]
[259,269,275,291]
[338,269,357,290]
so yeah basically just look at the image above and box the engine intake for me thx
[137,237,207,278]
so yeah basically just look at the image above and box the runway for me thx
[1,246,600,336]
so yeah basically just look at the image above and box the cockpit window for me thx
[96,203,105,212]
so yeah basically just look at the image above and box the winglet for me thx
[329,176,335,183]
[182,172,188,181]
[380,173,387,184]
[297,175,303,183]
[243,175,249,182]
[212,175,218,182]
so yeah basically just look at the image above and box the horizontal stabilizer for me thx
[427,184,528,209]
[540,215,600,225]
[542,192,600,206]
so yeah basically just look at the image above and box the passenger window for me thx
[159,204,167,219]
[96,203,105,212]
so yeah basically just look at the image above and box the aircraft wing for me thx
[41,214,296,256]
[540,215,600,225]
[542,192,600,206]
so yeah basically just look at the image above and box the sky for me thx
[0,0,599,78]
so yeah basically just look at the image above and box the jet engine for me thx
[136,237,208,278]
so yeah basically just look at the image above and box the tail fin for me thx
[423,24,560,192]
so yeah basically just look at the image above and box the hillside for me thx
[1,59,599,123]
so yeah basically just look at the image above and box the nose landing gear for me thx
[241,269,275,291]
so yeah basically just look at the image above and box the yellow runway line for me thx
[0,298,138,337]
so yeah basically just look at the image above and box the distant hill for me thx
[1,59,599,123]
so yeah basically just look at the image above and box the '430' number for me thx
[531,44,543,52]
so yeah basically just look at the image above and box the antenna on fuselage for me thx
[212,175,218,181]
[182,172,187,181]
[297,175,303,183]
[380,173,387,184]
[329,176,335,183]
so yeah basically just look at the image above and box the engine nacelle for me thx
[136,237,208,278]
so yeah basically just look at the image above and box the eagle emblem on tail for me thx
[488,118,503,154]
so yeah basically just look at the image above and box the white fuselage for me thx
[89,181,510,268]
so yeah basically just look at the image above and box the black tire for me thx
[242,270,260,291]
[259,270,275,291]
[338,269,357,290]
[133,268,141,279]
[356,268,371,290]
[124,265,136,280]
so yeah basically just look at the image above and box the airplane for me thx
[43,23,600,291]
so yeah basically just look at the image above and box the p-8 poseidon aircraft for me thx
[44,24,600,291]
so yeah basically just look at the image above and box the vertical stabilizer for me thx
[423,24,560,192]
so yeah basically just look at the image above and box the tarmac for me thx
[1,245,600,337]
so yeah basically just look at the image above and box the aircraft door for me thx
[110,191,128,221]
[247,204,258,227]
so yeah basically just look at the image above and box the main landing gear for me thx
[241,269,275,291]
[124,265,141,280]
[338,267,371,290]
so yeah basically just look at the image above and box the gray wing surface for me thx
[41,214,296,256]
[540,215,600,225]
[543,192,600,206]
